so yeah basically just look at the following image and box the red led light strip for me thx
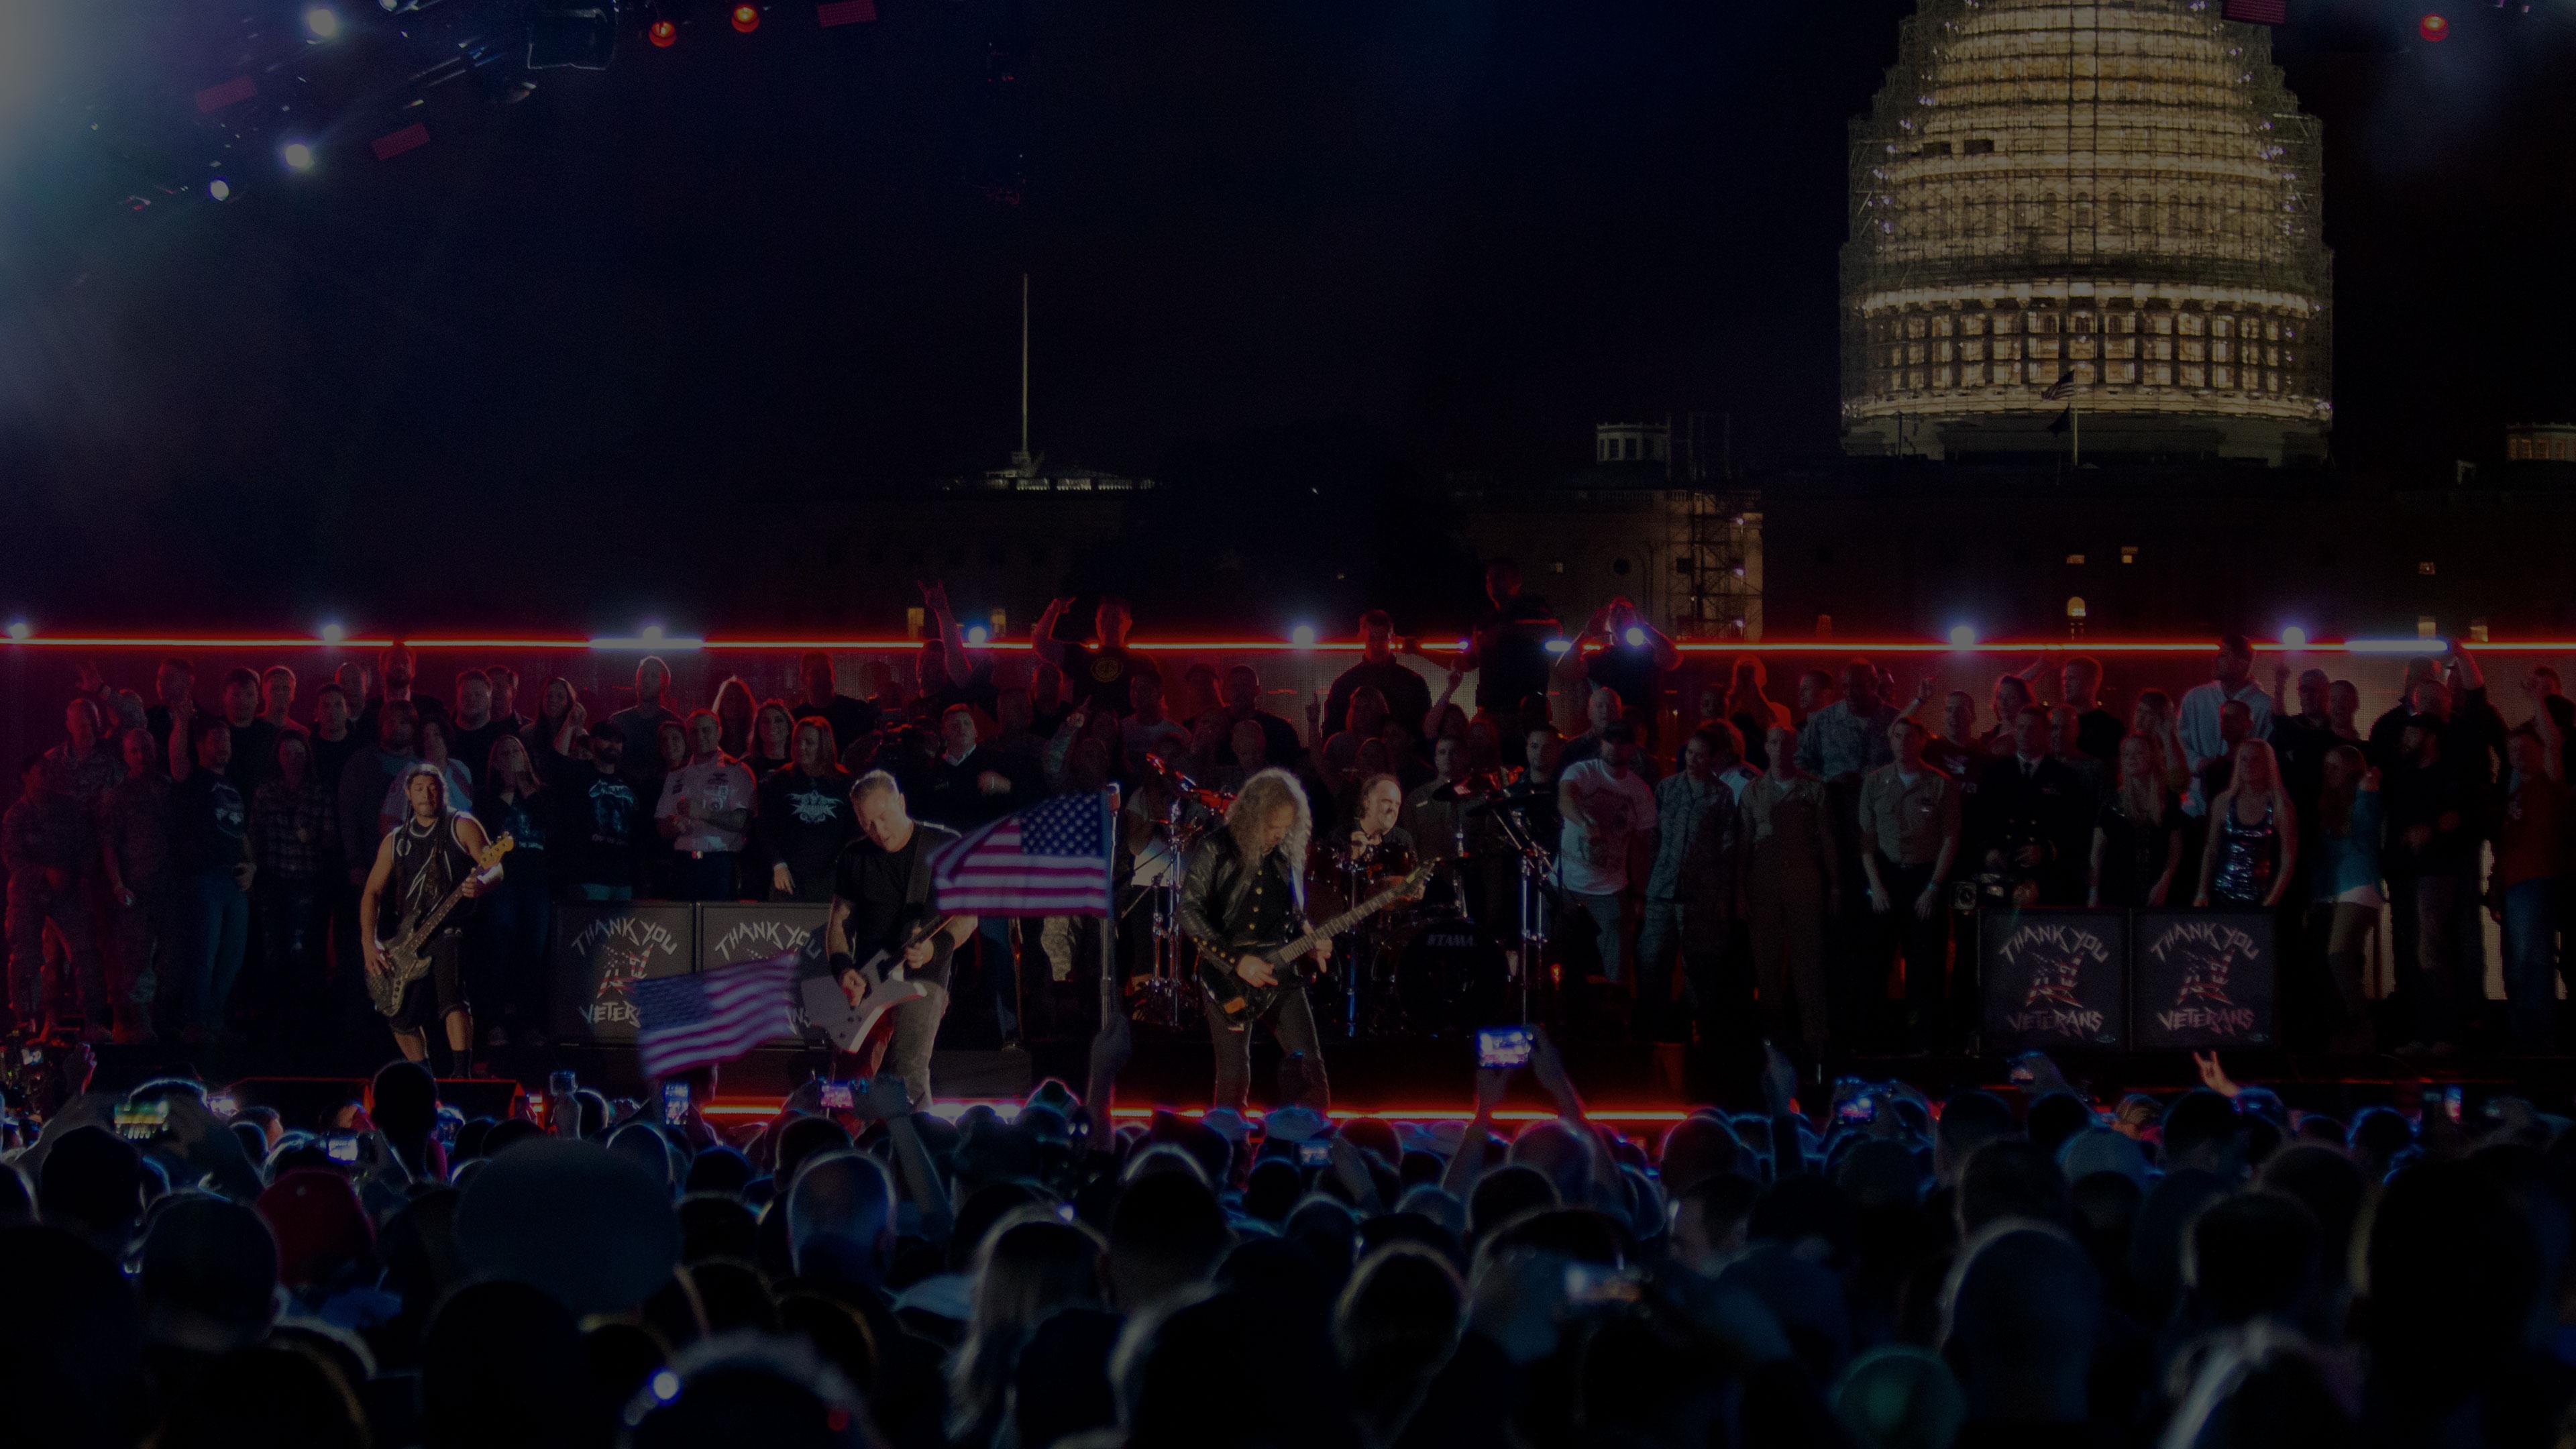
[0,635,2551,655]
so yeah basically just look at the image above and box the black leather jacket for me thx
[1178,830,1307,962]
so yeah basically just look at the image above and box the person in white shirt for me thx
[657,710,755,901]
[1556,720,1657,985]
[2177,633,2274,817]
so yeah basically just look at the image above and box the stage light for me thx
[1290,625,1316,647]
[207,178,230,201]
[730,4,759,32]
[649,17,676,45]
[280,142,315,172]
[5,622,28,641]
[320,622,346,645]
[641,625,666,645]
[965,625,989,646]
[1622,626,1646,647]
[1948,624,1977,648]
[1544,639,1573,654]
[2420,12,2449,40]
[304,5,341,40]
[2280,626,2308,649]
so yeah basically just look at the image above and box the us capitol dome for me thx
[1841,0,2332,464]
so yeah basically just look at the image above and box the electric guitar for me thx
[369,835,515,1016]
[804,912,956,1052]
[1197,862,1435,1019]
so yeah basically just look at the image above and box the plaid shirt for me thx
[251,775,339,881]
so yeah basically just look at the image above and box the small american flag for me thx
[635,951,799,1079]
[2040,369,2078,402]
[932,791,1116,916]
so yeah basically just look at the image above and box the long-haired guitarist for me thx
[1179,766,1334,1112]
[360,763,498,1073]
[827,771,975,1109]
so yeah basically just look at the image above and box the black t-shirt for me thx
[1473,594,1559,715]
[308,729,367,806]
[1324,659,1435,739]
[448,717,518,783]
[226,718,282,795]
[830,822,962,989]
[1061,644,1142,717]
[1585,641,1662,722]
[755,766,857,902]
[2268,713,2339,820]
[2094,796,2183,907]
[2074,707,2126,770]
[553,762,649,892]
[793,697,880,758]
[2383,755,2477,877]
[170,770,248,876]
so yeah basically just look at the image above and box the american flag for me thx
[931,791,1116,916]
[634,951,800,1079]
[2040,369,2078,402]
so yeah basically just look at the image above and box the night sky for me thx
[1,0,2571,630]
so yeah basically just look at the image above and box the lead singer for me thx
[1179,767,1332,1112]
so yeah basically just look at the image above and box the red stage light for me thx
[649,17,678,45]
[2420,12,2449,40]
[731,4,758,31]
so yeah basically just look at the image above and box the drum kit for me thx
[1124,756,1560,1038]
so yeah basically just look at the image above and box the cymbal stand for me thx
[1487,801,1556,1026]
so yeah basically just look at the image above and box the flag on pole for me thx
[931,791,1117,917]
[635,951,800,1079]
[2040,369,2078,402]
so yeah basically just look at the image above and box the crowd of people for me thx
[3,565,2571,1071]
[3,1018,2568,1448]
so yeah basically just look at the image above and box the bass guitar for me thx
[369,835,515,1016]
[1197,862,1434,1020]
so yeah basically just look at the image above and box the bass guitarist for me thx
[1180,767,1334,1112]
[828,771,975,1109]
[360,763,499,1073]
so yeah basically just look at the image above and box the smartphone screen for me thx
[818,1081,855,1111]
[113,1102,169,1142]
[1562,1263,1643,1306]
[1296,1140,1332,1167]
[205,1091,239,1118]
[1475,1026,1534,1070]
[1836,1094,1878,1126]
[2444,1085,2463,1123]
[549,1070,578,1097]
[17,1046,40,1066]
[661,1081,692,1126]
[323,1132,362,1164]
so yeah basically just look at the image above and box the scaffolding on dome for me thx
[1839,0,2333,464]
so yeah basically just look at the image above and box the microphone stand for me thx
[1482,794,1556,1027]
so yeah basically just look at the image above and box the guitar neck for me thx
[401,877,474,949]
[1273,880,1411,961]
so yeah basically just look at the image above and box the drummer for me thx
[1340,773,1417,878]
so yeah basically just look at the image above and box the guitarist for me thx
[359,763,499,1073]
[827,771,976,1109]
[1179,767,1334,1113]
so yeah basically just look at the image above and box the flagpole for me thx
[2073,386,2081,468]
